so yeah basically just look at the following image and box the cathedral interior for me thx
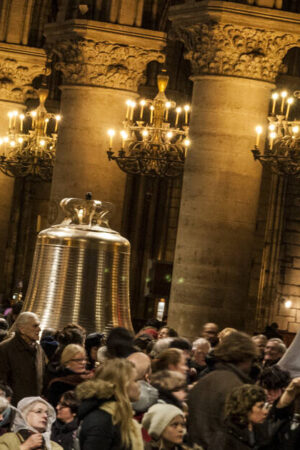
[1,0,300,340]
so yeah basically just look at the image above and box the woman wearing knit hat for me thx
[142,403,188,449]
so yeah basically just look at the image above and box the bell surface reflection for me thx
[23,196,133,334]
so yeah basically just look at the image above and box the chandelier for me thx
[252,89,300,177]
[106,71,191,178]
[0,86,61,181]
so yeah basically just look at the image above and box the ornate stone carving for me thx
[0,56,45,102]
[52,38,165,90]
[174,22,300,82]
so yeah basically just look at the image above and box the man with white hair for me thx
[0,312,45,405]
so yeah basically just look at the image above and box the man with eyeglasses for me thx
[0,312,45,405]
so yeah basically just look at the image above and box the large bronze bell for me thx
[22,196,133,334]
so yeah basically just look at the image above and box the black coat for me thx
[208,422,269,450]
[0,332,45,405]
[46,368,84,407]
[78,397,128,450]
[51,418,78,450]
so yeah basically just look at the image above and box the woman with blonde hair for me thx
[76,358,143,449]
[46,344,90,408]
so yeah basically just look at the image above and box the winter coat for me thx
[132,381,158,414]
[46,368,85,407]
[187,362,253,449]
[76,378,143,450]
[0,431,62,449]
[51,418,78,450]
[0,331,45,405]
[208,421,270,450]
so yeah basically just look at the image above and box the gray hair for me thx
[268,338,287,355]
[14,312,39,331]
[150,337,174,358]
[192,337,211,352]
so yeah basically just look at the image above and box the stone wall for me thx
[275,177,300,333]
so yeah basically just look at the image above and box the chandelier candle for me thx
[106,70,191,178]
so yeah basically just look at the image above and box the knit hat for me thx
[142,403,184,440]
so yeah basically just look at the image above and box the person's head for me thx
[15,397,55,433]
[192,337,211,364]
[77,358,139,448]
[264,339,286,363]
[0,396,9,422]
[106,327,135,358]
[134,333,154,353]
[169,338,192,359]
[56,391,79,424]
[158,327,178,340]
[252,334,268,359]
[150,370,187,403]
[11,301,23,320]
[201,322,219,345]
[152,348,188,375]
[127,352,151,381]
[225,384,268,428]
[142,404,185,446]
[214,332,258,373]
[0,383,13,403]
[57,324,85,347]
[40,328,56,341]
[85,332,103,362]
[218,327,237,343]
[259,365,291,404]
[15,312,40,343]
[60,344,87,373]
[150,337,174,358]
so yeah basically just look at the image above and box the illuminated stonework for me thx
[0,45,46,102]
[52,38,165,90]
[174,22,300,82]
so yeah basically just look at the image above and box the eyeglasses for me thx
[70,358,87,362]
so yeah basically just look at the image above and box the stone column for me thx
[45,21,165,230]
[0,43,46,293]
[167,1,300,338]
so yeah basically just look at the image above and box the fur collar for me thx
[76,378,115,401]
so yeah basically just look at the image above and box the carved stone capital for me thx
[173,22,299,83]
[0,43,46,103]
[52,38,165,91]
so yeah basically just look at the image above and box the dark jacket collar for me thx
[214,362,253,384]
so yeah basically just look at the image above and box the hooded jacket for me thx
[76,378,143,450]
[0,397,62,450]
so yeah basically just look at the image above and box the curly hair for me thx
[259,365,290,390]
[225,384,266,426]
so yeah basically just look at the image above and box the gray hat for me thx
[142,403,184,440]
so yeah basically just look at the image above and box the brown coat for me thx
[0,331,45,405]
[187,362,253,449]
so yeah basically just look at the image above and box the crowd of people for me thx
[0,310,298,449]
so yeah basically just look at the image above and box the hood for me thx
[76,378,115,402]
[132,381,158,414]
[13,397,56,450]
